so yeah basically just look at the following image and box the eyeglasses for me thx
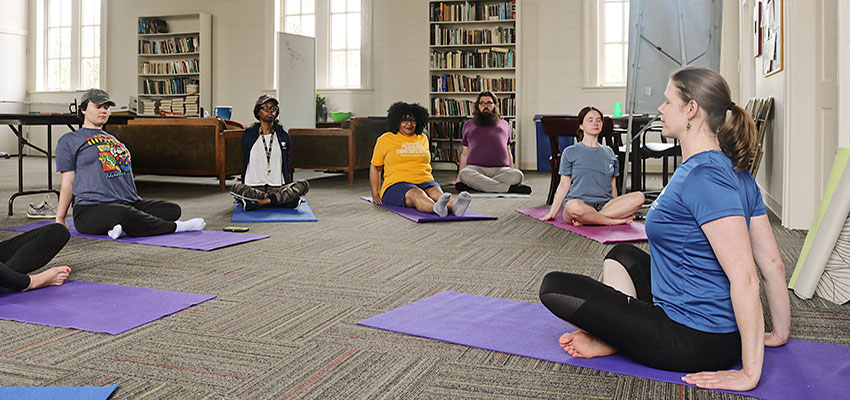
[478,101,495,106]
[401,118,417,125]
[259,105,279,112]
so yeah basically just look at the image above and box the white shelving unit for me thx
[137,13,211,117]
[428,1,519,166]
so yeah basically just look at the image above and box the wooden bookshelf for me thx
[137,13,211,117]
[428,1,519,166]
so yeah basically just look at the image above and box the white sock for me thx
[433,192,452,217]
[453,191,472,216]
[175,218,206,232]
[107,224,126,239]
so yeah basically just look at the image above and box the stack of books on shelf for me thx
[138,36,200,55]
[431,74,515,93]
[430,1,515,22]
[430,47,515,69]
[139,59,200,75]
[140,100,157,116]
[184,95,199,116]
[431,98,475,117]
[429,120,464,139]
[142,77,200,95]
[431,26,515,46]
[171,97,185,115]
[159,99,173,113]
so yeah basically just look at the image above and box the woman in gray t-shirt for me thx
[540,106,644,226]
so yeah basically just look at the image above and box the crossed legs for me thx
[563,191,645,226]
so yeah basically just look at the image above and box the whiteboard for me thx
[625,0,723,115]
[277,32,315,129]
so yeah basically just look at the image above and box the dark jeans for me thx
[0,223,70,291]
[538,244,742,372]
[73,200,181,237]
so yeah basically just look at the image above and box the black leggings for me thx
[0,223,70,291]
[73,200,181,237]
[539,244,742,372]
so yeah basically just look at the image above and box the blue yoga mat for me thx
[0,384,118,399]
[361,197,497,222]
[231,199,317,222]
[358,291,850,400]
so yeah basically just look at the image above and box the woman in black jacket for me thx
[230,94,309,211]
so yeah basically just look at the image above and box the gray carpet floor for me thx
[0,156,847,400]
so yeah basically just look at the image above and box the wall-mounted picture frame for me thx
[762,0,783,76]
[753,0,762,57]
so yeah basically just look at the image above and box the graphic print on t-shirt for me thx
[86,134,132,178]
[396,141,429,156]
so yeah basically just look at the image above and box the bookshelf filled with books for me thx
[428,1,519,166]
[137,13,211,117]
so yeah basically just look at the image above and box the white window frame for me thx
[276,0,372,91]
[583,0,629,89]
[33,0,107,92]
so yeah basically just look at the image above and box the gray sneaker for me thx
[27,194,57,219]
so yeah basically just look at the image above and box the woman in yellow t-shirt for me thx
[370,102,471,217]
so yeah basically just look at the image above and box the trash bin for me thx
[534,114,575,172]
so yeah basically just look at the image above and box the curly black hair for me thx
[386,102,429,134]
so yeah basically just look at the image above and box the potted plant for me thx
[316,93,328,122]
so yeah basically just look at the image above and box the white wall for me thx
[0,0,28,153]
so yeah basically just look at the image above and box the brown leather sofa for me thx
[108,118,243,190]
[288,117,387,183]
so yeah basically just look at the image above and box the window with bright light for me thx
[37,0,103,91]
[601,0,629,86]
[583,0,629,88]
[284,0,316,37]
[281,0,369,90]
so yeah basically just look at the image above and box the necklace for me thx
[259,126,274,175]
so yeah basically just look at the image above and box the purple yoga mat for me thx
[358,291,850,399]
[516,208,647,243]
[2,220,269,251]
[361,197,497,222]
[0,280,215,334]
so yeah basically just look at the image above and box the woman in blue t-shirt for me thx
[539,106,644,225]
[539,67,790,392]
[55,89,206,238]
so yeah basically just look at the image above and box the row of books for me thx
[431,97,516,117]
[431,74,515,93]
[431,26,515,46]
[139,37,200,55]
[142,78,201,95]
[431,146,463,162]
[430,48,515,69]
[430,1,516,22]
[139,59,200,75]
[138,18,169,34]
[429,121,465,140]
[138,95,200,116]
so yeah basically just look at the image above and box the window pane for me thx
[60,0,72,26]
[347,50,360,87]
[331,14,346,49]
[347,0,361,12]
[48,28,61,57]
[60,27,71,57]
[81,0,101,25]
[48,0,61,27]
[347,13,360,48]
[60,59,71,89]
[331,0,345,13]
[604,43,624,84]
[82,27,94,57]
[330,51,346,87]
[93,27,101,57]
[47,59,61,90]
[604,2,623,42]
[83,58,100,88]
[302,0,316,13]
[301,15,315,37]
[285,16,302,34]
[286,0,301,15]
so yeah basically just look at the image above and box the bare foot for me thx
[24,266,70,291]
[558,330,617,358]
[605,217,633,226]
[571,219,583,227]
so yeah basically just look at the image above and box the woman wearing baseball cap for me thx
[54,88,206,238]
[229,94,309,211]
